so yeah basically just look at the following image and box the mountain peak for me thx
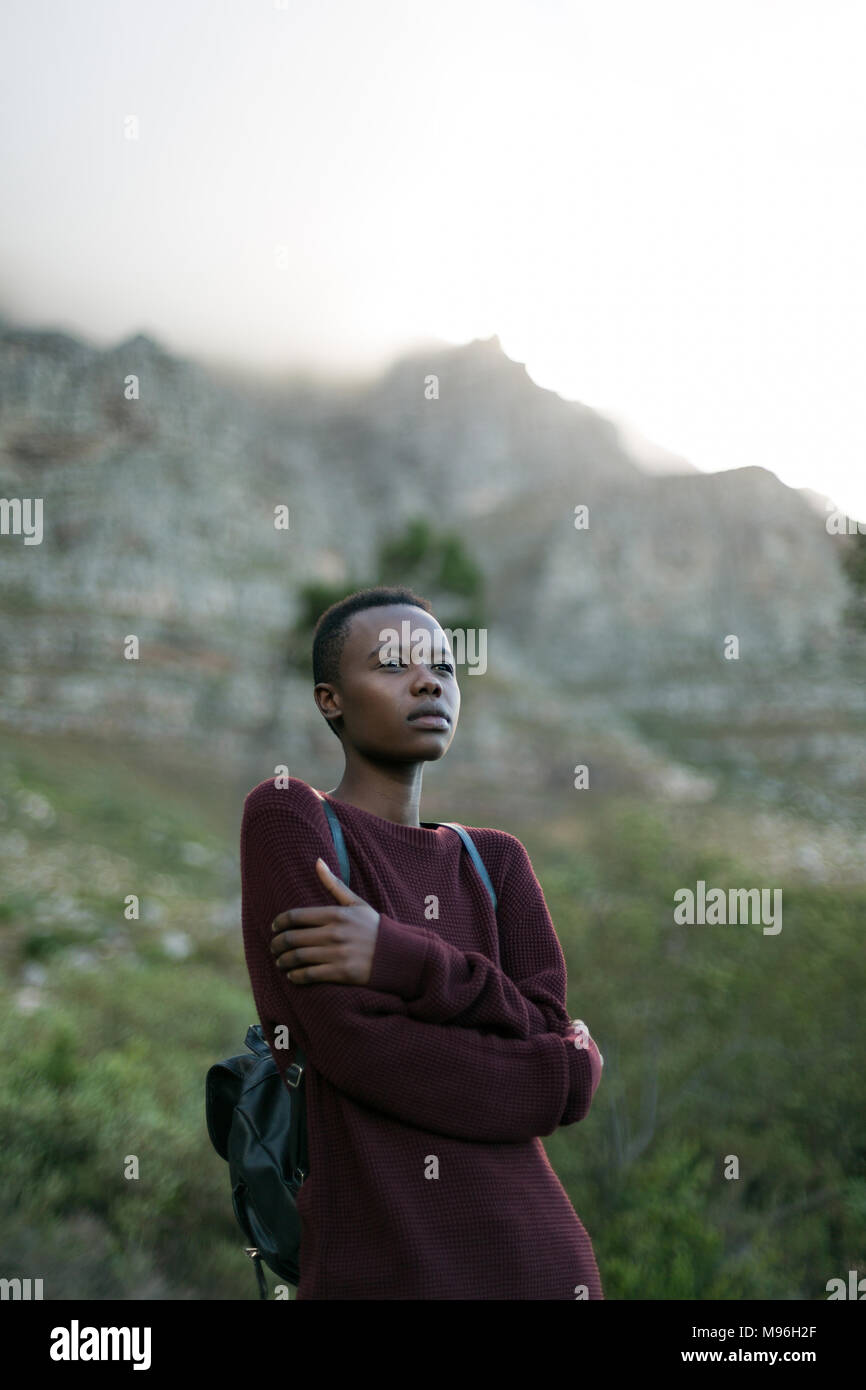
[109,331,169,359]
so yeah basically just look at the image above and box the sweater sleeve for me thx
[368,833,603,1126]
[368,833,581,1042]
[240,795,579,1143]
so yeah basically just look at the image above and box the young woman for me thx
[240,584,604,1300]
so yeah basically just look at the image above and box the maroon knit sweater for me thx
[240,776,604,1300]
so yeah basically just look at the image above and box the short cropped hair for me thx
[312,586,434,739]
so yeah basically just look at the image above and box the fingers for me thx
[570,1019,602,1063]
[271,906,339,931]
[271,924,344,952]
[274,943,344,973]
[271,926,343,958]
[315,857,363,906]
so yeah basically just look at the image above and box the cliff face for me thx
[470,464,847,683]
[0,324,855,778]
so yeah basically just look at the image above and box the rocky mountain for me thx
[0,323,860,799]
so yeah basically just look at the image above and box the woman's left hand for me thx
[269,857,381,985]
[570,1018,603,1067]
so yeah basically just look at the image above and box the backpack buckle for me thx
[284,1061,304,1088]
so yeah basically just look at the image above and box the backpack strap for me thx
[244,1247,270,1300]
[433,823,497,911]
[312,788,351,884]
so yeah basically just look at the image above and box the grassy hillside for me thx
[1,728,863,1299]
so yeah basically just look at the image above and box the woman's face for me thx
[316,603,461,762]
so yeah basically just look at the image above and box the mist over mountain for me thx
[0,323,861,808]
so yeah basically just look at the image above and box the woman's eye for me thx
[379,659,453,672]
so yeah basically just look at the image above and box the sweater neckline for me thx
[317,790,449,846]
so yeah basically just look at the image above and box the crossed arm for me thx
[240,798,601,1144]
[367,830,583,1041]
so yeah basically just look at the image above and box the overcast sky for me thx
[1,0,864,518]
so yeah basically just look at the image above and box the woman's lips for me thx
[408,715,450,729]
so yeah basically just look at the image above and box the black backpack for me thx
[205,790,498,1298]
